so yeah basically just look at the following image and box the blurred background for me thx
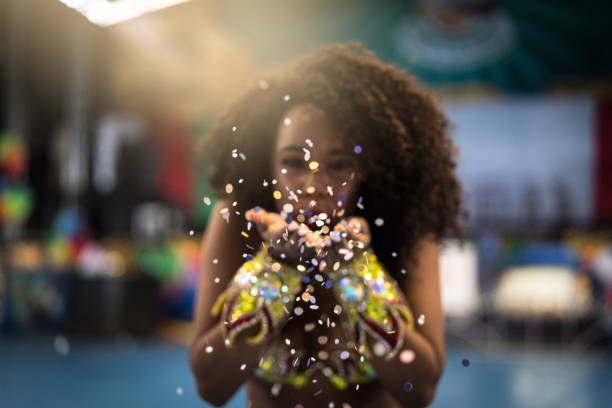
[1,0,612,407]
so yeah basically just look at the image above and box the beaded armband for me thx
[211,247,303,346]
[329,250,414,361]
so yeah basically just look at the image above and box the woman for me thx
[189,44,463,407]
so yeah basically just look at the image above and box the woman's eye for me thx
[281,158,307,168]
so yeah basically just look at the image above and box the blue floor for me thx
[1,334,611,407]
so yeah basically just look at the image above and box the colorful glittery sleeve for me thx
[329,250,414,361]
[211,247,303,346]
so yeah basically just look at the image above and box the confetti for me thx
[283,203,294,213]
[241,231,249,238]
[273,191,282,200]
[374,218,384,227]
[54,335,69,356]
[271,383,282,396]
[176,386,183,396]
[399,349,415,364]
[258,79,269,89]
[354,145,362,154]
[334,305,342,315]
[318,350,329,360]
[226,184,234,194]
[339,351,350,360]
[304,323,316,332]
[305,138,313,147]
[281,168,287,174]
[462,358,470,367]
[205,346,213,353]
[203,197,211,205]
[284,118,292,125]
[240,364,247,371]
[342,403,352,408]
[214,277,220,283]
[403,382,413,392]
[309,161,319,170]
[373,342,387,356]
[232,126,237,132]
[318,336,328,345]
[417,314,426,325]
[294,306,304,316]
[213,258,219,264]
[301,292,311,302]
[285,338,291,346]
[284,94,291,101]
[329,403,335,408]
[189,230,194,236]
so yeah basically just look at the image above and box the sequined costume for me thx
[329,250,414,361]
[211,247,302,346]
[212,245,414,388]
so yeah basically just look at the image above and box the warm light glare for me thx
[57,0,192,26]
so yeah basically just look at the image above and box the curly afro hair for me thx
[201,43,464,281]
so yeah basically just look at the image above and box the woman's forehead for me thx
[275,104,346,151]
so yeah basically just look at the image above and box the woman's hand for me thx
[320,216,371,268]
[245,208,321,266]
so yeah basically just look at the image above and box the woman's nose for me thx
[303,170,330,195]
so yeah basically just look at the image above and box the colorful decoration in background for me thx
[0,132,33,228]
[0,132,28,179]
[47,207,90,270]
[138,237,201,320]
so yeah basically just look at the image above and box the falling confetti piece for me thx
[309,161,319,170]
[339,351,350,360]
[373,342,387,356]
[403,382,413,392]
[399,349,415,364]
[205,346,213,353]
[203,197,211,205]
[232,126,237,132]
[213,258,219,264]
[374,218,384,227]
[241,231,249,238]
[462,358,470,367]
[318,336,328,345]
[240,364,247,371]
[176,386,183,395]
[54,335,69,356]
[226,184,234,194]
[417,314,426,325]
[284,118,291,125]
[271,383,282,396]
[283,203,294,213]
[273,191,282,200]
[334,305,342,315]
[214,277,220,283]
[354,145,362,154]
[294,307,304,316]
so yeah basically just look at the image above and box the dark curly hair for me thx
[201,43,464,282]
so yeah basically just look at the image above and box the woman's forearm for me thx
[189,322,267,406]
[366,324,444,407]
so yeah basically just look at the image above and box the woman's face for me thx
[272,103,362,228]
